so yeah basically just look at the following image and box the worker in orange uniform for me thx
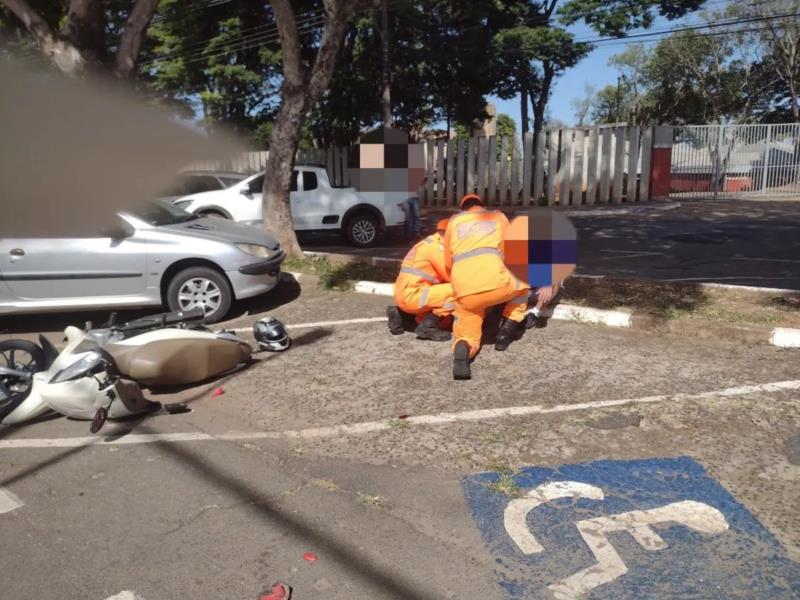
[387,219,455,342]
[444,194,531,380]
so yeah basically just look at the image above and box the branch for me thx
[307,0,356,100]
[2,0,55,49]
[114,0,159,79]
[1,0,86,74]
[270,0,305,92]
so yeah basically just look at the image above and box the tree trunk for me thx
[114,0,160,79]
[531,62,554,137]
[263,0,357,257]
[60,0,105,67]
[520,87,529,134]
[380,0,391,127]
[263,93,307,255]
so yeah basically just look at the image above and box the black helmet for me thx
[253,317,290,352]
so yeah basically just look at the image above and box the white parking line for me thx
[230,316,388,333]
[1,379,798,450]
[0,486,24,514]
[104,592,145,600]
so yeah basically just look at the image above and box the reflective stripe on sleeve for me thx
[452,247,501,263]
[400,266,439,283]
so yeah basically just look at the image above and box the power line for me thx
[573,10,799,44]
[583,22,793,48]
[142,11,325,68]
[148,8,322,61]
[151,0,235,25]
[142,15,326,69]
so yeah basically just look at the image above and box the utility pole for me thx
[615,75,622,123]
[380,0,392,127]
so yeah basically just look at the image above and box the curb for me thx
[348,277,799,349]
[304,251,800,295]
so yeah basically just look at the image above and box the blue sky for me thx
[487,1,724,130]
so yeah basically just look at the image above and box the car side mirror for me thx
[104,224,134,240]
[239,187,251,195]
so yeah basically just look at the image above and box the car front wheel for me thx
[344,212,380,247]
[166,266,232,323]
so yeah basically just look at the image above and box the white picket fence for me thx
[185,125,657,206]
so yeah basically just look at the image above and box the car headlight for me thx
[50,351,106,384]
[235,243,273,258]
[174,199,193,209]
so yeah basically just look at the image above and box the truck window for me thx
[302,171,318,191]
[291,170,299,192]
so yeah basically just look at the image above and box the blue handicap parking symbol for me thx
[462,457,800,599]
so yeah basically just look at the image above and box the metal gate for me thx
[670,123,800,197]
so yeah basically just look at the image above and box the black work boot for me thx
[386,305,404,335]
[495,317,524,351]
[414,312,452,342]
[453,341,471,380]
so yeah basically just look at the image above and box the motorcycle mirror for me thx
[90,407,108,434]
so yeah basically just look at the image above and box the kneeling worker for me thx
[387,219,455,341]
[444,194,531,380]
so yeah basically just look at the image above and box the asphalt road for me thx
[1,277,799,599]
[304,198,800,290]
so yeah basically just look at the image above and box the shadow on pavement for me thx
[144,426,434,600]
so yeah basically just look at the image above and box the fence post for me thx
[649,125,674,201]
[626,126,640,201]
[476,137,486,199]
[498,137,508,206]
[586,128,598,205]
[533,131,545,203]
[571,129,584,205]
[558,129,571,206]
[455,138,466,203]
[522,132,533,205]
[599,128,612,203]
[612,126,626,203]
[510,138,520,205]
[546,129,558,205]
[487,136,497,205]
[446,138,456,206]
[760,124,772,193]
[640,127,653,202]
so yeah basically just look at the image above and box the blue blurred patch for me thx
[462,457,800,599]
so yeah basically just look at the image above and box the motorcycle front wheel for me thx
[0,339,45,399]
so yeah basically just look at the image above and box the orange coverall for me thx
[444,206,531,357]
[393,232,455,319]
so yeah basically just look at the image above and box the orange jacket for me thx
[443,206,511,298]
[394,232,449,301]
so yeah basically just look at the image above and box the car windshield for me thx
[128,200,199,226]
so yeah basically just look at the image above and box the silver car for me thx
[0,201,285,323]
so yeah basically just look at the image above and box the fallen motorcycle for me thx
[0,309,290,432]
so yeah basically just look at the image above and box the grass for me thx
[483,459,523,498]
[388,417,412,430]
[283,255,394,290]
[284,253,800,328]
[562,277,800,328]
[357,492,386,508]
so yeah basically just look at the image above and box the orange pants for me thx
[396,283,456,318]
[453,279,530,357]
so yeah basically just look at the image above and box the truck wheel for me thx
[198,209,228,219]
[344,212,379,247]
[166,266,232,324]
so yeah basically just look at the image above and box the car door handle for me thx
[10,248,25,257]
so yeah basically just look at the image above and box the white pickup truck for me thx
[173,166,407,247]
